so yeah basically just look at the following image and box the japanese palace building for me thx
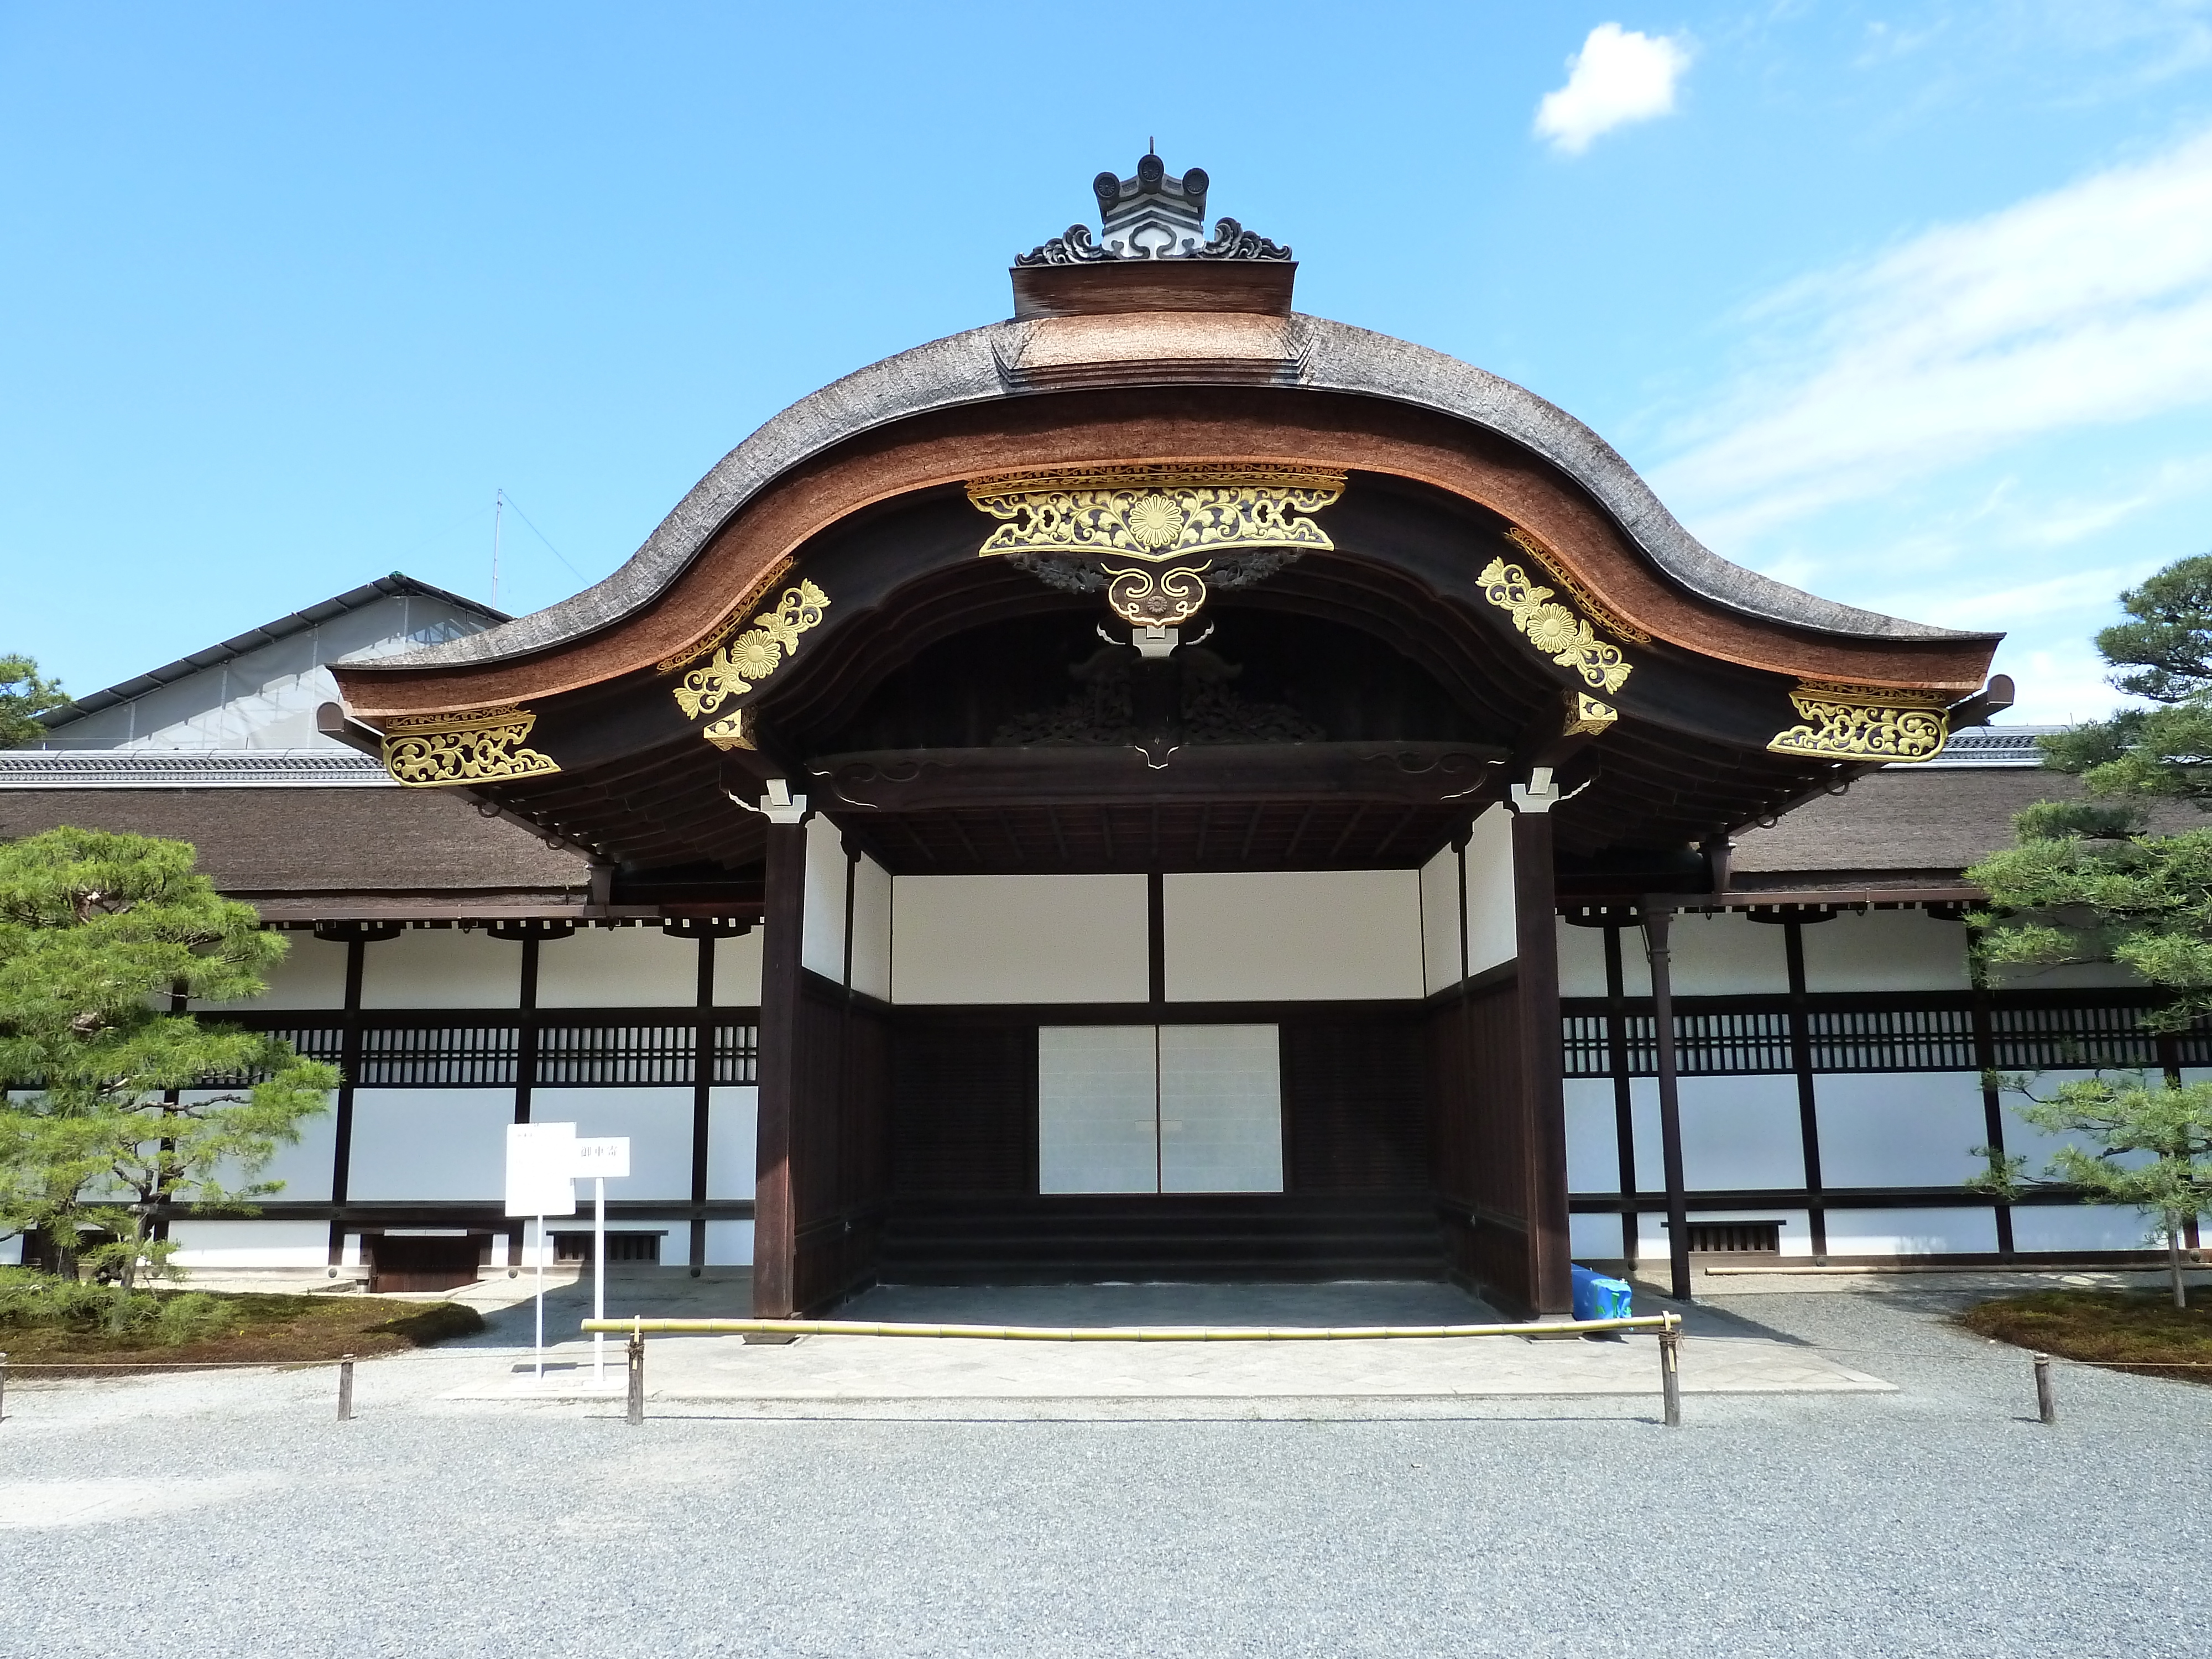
[4,156,2190,1315]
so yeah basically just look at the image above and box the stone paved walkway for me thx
[437,1279,1890,1415]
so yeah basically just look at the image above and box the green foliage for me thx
[0,654,67,749]
[1968,821,2212,1028]
[1969,1071,2212,1306]
[0,828,337,1310]
[2095,553,2212,703]
[0,1267,232,1345]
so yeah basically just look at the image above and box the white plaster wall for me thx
[1814,1072,1988,1189]
[1563,1078,1628,1194]
[1673,1076,1806,1191]
[1569,1213,1630,1260]
[0,1233,22,1265]
[530,1088,693,1201]
[713,929,764,1005]
[1463,806,1516,977]
[361,928,519,1009]
[1667,912,1788,997]
[166,1219,331,1268]
[347,1090,510,1200]
[851,853,893,1001]
[801,813,849,983]
[187,1088,338,1203]
[1163,870,1423,1002]
[1800,910,1970,992]
[1556,922,1614,999]
[194,932,350,1011]
[1634,1208,1817,1261]
[536,926,698,1008]
[1986,959,2148,991]
[2011,1204,2164,1253]
[1823,1206,2000,1256]
[1419,842,1461,995]
[703,1219,754,1266]
[1996,1071,2140,1170]
[706,1085,758,1200]
[894,874,1149,1004]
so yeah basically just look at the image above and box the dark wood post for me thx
[753,810,809,1319]
[1644,904,1692,1301]
[1511,806,1572,1316]
[1782,919,1829,1263]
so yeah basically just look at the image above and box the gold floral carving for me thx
[380,705,560,787]
[1504,527,1650,645]
[670,579,831,729]
[967,463,1346,562]
[1104,562,1210,628]
[1563,692,1618,737]
[1476,557,1632,695]
[655,557,797,675]
[1766,682,1949,764]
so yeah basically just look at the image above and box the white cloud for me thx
[1533,24,1693,155]
[1655,127,2212,540]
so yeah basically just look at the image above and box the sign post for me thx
[572,1136,631,1385]
[505,1123,578,1384]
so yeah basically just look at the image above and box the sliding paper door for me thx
[1037,1025,1160,1193]
[1158,1024,1284,1193]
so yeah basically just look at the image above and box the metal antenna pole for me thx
[492,488,504,608]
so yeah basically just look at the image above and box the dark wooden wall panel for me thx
[1281,1018,1430,1195]
[1430,972,1542,1314]
[787,973,893,1313]
[890,1017,1035,1198]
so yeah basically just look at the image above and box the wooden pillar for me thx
[326,933,366,1268]
[1511,807,1573,1315]
[752,812,808,1319]
[1782,919,1829,1264]
[1645,905,1693,1301]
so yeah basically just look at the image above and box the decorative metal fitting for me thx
[380,705,560,787]
[1767,683,1949,763]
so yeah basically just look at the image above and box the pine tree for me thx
[0,654,68,748]
[1970,1073,2212,1308]
[0,828,337,1322]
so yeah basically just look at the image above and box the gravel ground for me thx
[2,1284,2206,1659]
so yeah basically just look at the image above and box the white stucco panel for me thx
[713,928,764,1005]
[195,931,351,1012]
[1801,910,1970,993]
[1463,805,1516,978]
[1418,842,1461,995]
[1163,870,1422,1003]
[360,928,520,1010]
[801,813,850,983]
[536,925,699,1008]
[1667,911,1789,997]
[347,1090,510,1200]
[851,853,893,1001]
[893,874,1149,1004]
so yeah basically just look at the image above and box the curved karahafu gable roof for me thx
[385,311,1988,679]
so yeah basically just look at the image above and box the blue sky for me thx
[7,2,2212,722]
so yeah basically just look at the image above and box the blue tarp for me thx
[1571,1264,1634,1322]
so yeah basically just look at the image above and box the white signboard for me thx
[573,1136,630,1179]
[505,1122,578,1218]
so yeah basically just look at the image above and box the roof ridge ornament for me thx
[1016,152,1292,265]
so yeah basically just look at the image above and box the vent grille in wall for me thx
[1684,1221,1781,1255]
